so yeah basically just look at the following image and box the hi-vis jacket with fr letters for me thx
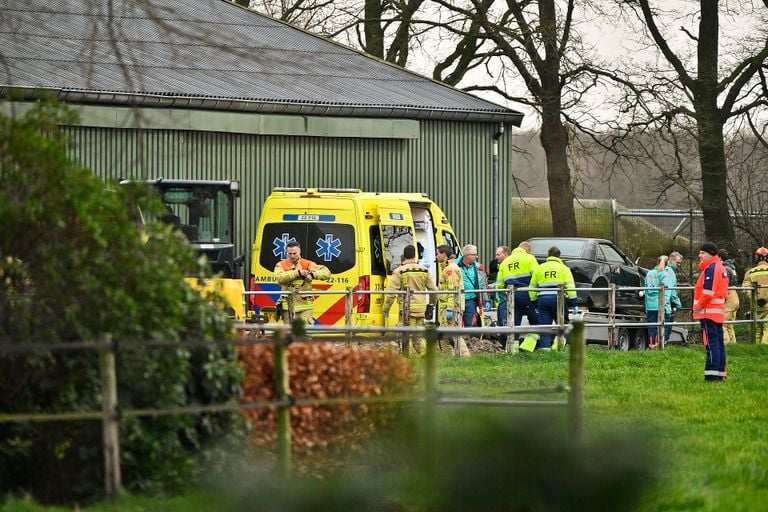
[274,258,331,312]
[528,256,577,301]
[693,256,728,323]
[383,257,438,318]
[495,247,539,304]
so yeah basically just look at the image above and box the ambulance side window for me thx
[382,225,413,274]
[369,226,386,276]
[442,231,460,257]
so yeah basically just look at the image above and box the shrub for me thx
[0,101,244,504]
[238,342,413,475]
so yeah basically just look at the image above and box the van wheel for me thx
[616,328,630,351]
[631,329,648,351]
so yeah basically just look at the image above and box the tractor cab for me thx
[121,178,246,320]
[144,179,243,279]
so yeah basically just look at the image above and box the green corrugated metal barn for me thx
[0,0,524,278]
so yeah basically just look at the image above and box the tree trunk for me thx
[694,0,735,251]
[695,101,735,250]
[364,0,385,58]
[538,0,576,236]
[540,104,577,236]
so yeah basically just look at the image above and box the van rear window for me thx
[260,223,355,274]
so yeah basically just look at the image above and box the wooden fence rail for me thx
[0,321,584,500]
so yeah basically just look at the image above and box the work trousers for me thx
[754,309,768,345]
[535,295,565,350]
[287,308,313,326]
[390,316,426,356]
[463,297,479,328]
[701,319,726,381]
[646,310,672,347]
[723,308,737,345]
[499,292,539,344]
[439,308,470,357]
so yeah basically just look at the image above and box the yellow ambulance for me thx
[249,188,461,328]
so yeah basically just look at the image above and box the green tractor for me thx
[122,178,246,320]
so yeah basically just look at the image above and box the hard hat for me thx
[756,247,768,257]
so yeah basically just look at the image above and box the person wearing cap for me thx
[742,246,768,344]
[693,242,729,382]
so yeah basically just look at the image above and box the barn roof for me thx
[0,0,524,124]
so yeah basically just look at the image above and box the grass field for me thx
[440,343,768,511]
[3,342,767,511]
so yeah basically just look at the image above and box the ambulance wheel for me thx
[631,329,648,351]
[616,328,630,351]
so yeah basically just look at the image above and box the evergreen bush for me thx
[0,101,244,505]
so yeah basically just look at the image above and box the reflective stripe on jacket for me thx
[693,256,728,322]
[383,258,438,317]
[438,260,464,313]
[528,256,576,301]
[495,247,539,304]
[274,258,331,312]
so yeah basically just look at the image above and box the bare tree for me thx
[246,0,352,35]
[608,0,768,252]
[430,0,619,235]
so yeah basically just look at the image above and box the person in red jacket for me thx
[693,242,729,382]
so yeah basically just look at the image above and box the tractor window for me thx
[259,222,356,274]
[152,186,232,244]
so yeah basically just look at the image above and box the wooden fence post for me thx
[423,329,438,474]
[607,284,616,350]
[751,283,758,344]
[506,286,516,353]
[345,286,353,346]
[99,334,122,500]
[556,285,565,350]
[658,284,666,350]
[273,335,292,478]
[402,287,411,356]
[568,321,585,440]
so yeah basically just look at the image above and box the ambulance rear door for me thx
[376,204,415,275]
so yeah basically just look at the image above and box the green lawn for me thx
[4,343,767,511]
[437,343,768,511]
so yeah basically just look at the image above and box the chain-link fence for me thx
[509,197,768,280]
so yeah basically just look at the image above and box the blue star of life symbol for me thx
[273,233,297,259]
[316,234,342,261]
[373,238,382,260]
